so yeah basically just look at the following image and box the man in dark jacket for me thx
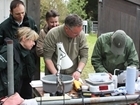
[0,0,38,99]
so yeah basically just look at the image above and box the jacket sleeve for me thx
[126,39,139,68]
[91,37,108,73]
[28,16,38,33]
[0,46,7,72]
[0,25,4,45]
[36,29,45,57]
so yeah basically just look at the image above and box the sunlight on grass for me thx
[40,57,45,72]
[40,33,97,79]
[81,33,97,79]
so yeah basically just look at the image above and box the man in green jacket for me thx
[91,30,139,75]
[0,0,38,99]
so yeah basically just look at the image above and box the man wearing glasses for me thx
[43,14,88,80]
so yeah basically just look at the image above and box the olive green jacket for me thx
[44,25,88,75]
[91,32,139,74]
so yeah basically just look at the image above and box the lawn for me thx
[81,33,97,79]
[40,33,97,79]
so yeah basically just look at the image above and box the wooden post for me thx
[26,0,40,79]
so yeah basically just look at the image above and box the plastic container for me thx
[41,74,74,93]
[88,73,110,82]
[125,66,136,94]
[112,75,118,89]
[81,85,89,91]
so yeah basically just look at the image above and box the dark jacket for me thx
[0,14,38,75]
[0,14,38,97]
[0,13,38,61]
[0,14,38,45]
[0,41,36,97]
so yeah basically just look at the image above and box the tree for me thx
[85,0,98,21]
[67,0,88,19]
[40,0,68,28]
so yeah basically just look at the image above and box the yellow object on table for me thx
[73,80,82,91]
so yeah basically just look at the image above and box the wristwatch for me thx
[76,68,82,74]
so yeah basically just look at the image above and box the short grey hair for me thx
[65,14,83,28]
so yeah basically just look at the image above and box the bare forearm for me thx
[72,62,86,80]
[45,59,57,74]
[77,62,85,71]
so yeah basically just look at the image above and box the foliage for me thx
[40,33,97,79]
[67,0,88,19]
[87,20,93,33]
[85,0,98,21]
[40,0,98,28]
[40,0,68,28]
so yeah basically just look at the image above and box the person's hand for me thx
[72,71,81,80]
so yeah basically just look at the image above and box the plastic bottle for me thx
[126,66,136,94]
[112,75,118,89]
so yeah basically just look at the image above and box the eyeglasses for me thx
[67,26,79,36]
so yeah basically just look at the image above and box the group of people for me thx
[0,0,88,99]
[0,0,139,100]
[0,0,38,99]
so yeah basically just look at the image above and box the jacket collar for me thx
[9,13,30,28]
[18,44,30,57]
[43,25,49,34]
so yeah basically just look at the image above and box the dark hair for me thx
[65,14,83,28]
[10,0,25,12]
[45,10,59,21]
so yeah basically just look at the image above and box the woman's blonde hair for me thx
[17,27,39,41]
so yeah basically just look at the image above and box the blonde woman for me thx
[17,27,39,50]
[0,27,39,98]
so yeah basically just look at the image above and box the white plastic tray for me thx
[85,78,113,85]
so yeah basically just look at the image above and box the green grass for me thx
[40,57,45,72]
[81,33,97,79]
[40,33,97,79]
